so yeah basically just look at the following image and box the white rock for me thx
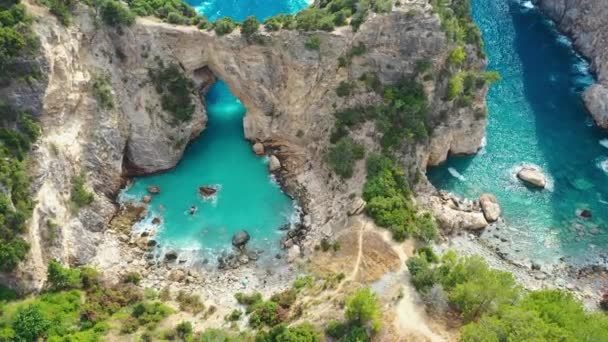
[287,245,301,263]
[479,193,501,222]
[517,166,547,188]
[253,142,264,155]
[269,155,281,172]
[348,197,366,216]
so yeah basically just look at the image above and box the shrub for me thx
[270,289,297,309]
[304,35,321,50]
[257,323,322,342]
[326,137,365,179]
[92,73,113,109]
[131,302,173,327]
[241,15,260,36]
[127,0,203,24]
[448,45,466,65]
[225,309,242,321]
[47,260,81,291]
[214,17,238,35]
[70,174,94,208]
[448,71,465,100]
[235,291,263,308]
[148,62,195,122]
[249,300,282,328]
[176,290,205,314]
[99,0,135,27]
[336,81,354,97]
[44,0,75,26]
[121,271,141,285]
[345,288,381,332]
[293,276,314,290]
[12,305,50,341]
[175,321,193,339]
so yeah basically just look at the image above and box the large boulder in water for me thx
[232,230,250,248]
[517,166,546,188]
[199,186,217,197]
[479,193,501,222]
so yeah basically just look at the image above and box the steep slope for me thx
[536,0,608,128]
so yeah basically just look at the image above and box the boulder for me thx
[578,209,592,218]
[164,250,178,262]
[479,193,501,222]
[147,185,161,195]
[199,186,217,197]
[287,245,301,263]
[151,217,162,225]
[142,195,152,204]
[348,197,366,216]
[268,155,281,172]
[168,269,186,282]
[253,142,264,155]
[517,167,546,188]
[232,230,250,248]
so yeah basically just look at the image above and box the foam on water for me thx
[428,0,608,265]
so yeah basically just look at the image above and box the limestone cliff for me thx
[7,1,487,290]
[536,0,608,128]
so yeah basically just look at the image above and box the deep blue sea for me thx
[428,0,608,264]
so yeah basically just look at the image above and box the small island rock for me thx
[199,186,217,197]
[147,185,161,195]
[253,142,264,156]
[479,193,501,222]
[517,166,547,188]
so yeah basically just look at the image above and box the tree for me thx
[47,260,81,291]
[12,305,50,342]
[99,0,135,27]
[326,137,365,179]
[241,15,260,36]
[213,17,238,35]
[345,288,381,332]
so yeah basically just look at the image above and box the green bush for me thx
[241,15,260,36]
[257,323,321,342]
[225,309,242,321]
[47,260,82,291]
[345,288,381,332]
[127,0,204,25]
[12,305,50,341]
[249,300,282,328]
[336,81,354,97]
[304,35,321,50]
[70,174,94,208]
[448,71,465,100]
[176,290,204,314]
[148,62,195,123]
[99,0,135,27]
[213,17,238,35]
[92,73,113,109]
[270,289,297,309]
[235,291,263,308]
[121,271,141,285]
[175,321,193,339]
[326,137,365,179]
[44,0,76,26]
[448,45,466,65]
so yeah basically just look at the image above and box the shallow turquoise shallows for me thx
[428,0,608,264]
[123,81,296,262]
[186,0,310,22]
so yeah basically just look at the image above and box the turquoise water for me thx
[186,0,310,22]
[428,0,608,264]
[123,82,296,262]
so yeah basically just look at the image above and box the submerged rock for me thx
[147,185,161,195]
[479,193,501,222]
[198,185,217,197]
[151,217,162,225]
[253,142,264,155]
[517,166,547,188]
[142,195,152,204]
[578,209,593,218]
[232,230,250,248]
[268,155,281,172]
[164,251,178,262]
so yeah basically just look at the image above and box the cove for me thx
[122,82,296,263]
[186,0,310,22]
[428,0,608,264]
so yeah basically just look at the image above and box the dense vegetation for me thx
[148,62,195,123]
[430,0,482,48]
[0,0,39,84]
[407,249,608,340]
[0,102,40,272]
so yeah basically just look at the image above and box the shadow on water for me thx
[509,1,608,260]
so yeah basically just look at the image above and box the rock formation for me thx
[517,166,547,188]
[479,193,501,223]
[5,0,489,290]
[536,0,608,128]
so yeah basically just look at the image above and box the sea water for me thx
[122,82,298,264]
[187,0,310,22]
[427,0,608,264]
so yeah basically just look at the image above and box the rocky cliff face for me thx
[536,0,608,128]
[9,1,487,290]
